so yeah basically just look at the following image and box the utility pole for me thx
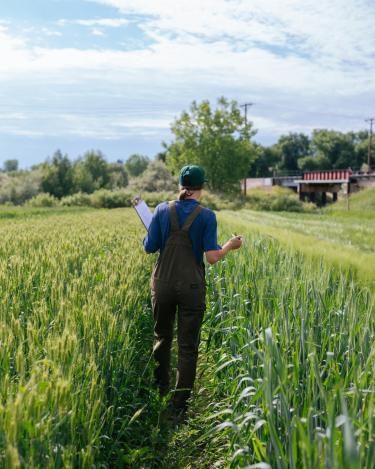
[240,102,254,125]
[240,102,254,196]
[365,118,374,169]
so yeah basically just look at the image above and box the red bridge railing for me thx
[303,169,352,181]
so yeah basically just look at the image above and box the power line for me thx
[365,118,375,168]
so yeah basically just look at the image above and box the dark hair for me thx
[178,186,202,201]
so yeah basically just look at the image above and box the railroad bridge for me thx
[295,169,375,204]
[242,169,375,205]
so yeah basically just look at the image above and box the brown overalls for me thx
[151,201,206,410]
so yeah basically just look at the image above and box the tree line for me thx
[0,97,372,204]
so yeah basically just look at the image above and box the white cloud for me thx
[41,27,63,37]
[58,18,128,28]
[0,1,374,145]
[87,0,375,66]
[91,28,105,37]
[0,106,174,140]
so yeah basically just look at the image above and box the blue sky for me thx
[0,0,374,168]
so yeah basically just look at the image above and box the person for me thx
[143,164,242,420]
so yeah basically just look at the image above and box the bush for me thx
[60,192,92,207]
[131,161,177,192]
[89,189,132,208]
[142,191,176,208]
[245,187,312,212]
[0,171,42,205]
[26,193,59,207]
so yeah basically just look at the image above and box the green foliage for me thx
[297,154,331,171]
[89,189,132,208]
[59,192,92,207]
[26,193,59,207]
[0,170,41,205]
[166,97,257,192]
[125,154,150,177]
[249,145,280,177]
[2,159,19,172]
[311,129,367,169]
[265,129,369,175]
[41,150,74,198]
[275,132,310,172]
[72,150,111,194]
[141,191,176,208]
[245,187,312,212]
[108,161,129,189]
[132,160,177,192]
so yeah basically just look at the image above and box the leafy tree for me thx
[353,130,370,169]
[0,170,42,205]
[108,162,129,189]
[249,145,280,177]
[3,159,19,172]
[275,133,310,172]
[41,150,73,198]
[311,130,356,169]
[125,154,150,177]
[133,160,176,192]
[72,164,95,194]
[297,155,331,171]
[165,97,257,192]
[155,151,167,163]
[73,150,110,193]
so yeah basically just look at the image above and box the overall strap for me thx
[182,205,202,232]
[168,201,179,231]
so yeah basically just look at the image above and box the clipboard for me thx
[132,196,153,230]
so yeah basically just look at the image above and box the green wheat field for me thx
[0,206,374,468]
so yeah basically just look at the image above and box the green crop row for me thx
[166,221,374,468]
[0,208,373,468]
[0,210,159,467]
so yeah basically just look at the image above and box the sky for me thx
[0,0,374,168]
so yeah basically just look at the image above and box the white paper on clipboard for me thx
[133,197,153,230]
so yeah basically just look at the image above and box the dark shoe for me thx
[159,385,170,397]
[164,402,188,426]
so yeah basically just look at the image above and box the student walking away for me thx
[143,164,243,421]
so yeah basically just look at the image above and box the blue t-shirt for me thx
[143,199,221,265]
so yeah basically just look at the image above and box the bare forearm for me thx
[206,242,232,264]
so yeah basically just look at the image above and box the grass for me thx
[330,184,375,213]
[0,206,91,222]
[0,209,161,467]
[219,209,375,285]
[0,207,373,467]
[164,219,374,468]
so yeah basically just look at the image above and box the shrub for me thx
[60,192,92,207]
[245,187,312,212]
[89,189,132,208]
[142,191,176,208]
[131,161,177,192]
[26,193,59,207]
[0,171,42,205]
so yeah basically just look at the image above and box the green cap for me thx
[179,165,208,188]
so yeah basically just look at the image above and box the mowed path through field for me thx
[0,207,373,468]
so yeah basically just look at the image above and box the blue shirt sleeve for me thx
[202,210,221,252]
[143,204,162,253]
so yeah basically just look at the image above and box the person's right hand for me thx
[229,235,242,250]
